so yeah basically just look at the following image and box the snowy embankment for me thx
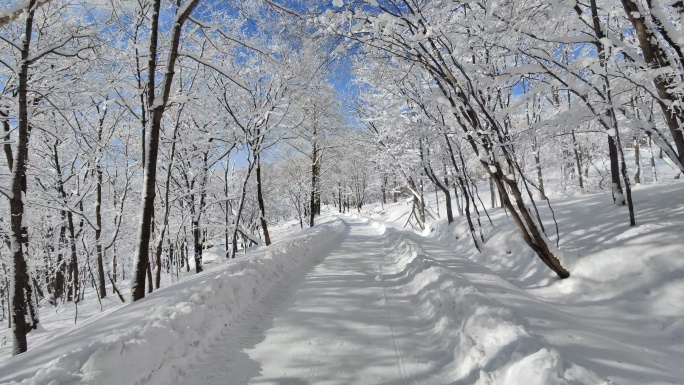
[373,222,607,384]
[0,219,347,385]
[369,181,684,384]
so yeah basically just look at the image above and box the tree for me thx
[132,0,200,301]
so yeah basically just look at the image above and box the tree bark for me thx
[309,125,318,228]
[255,150,271,245]
[532,137,547,200]
[132,0,199,301]
[95,111,106,299]
[620,0,684,168]
[10,0,39,354]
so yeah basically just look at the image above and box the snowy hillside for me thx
[371,181,684,384]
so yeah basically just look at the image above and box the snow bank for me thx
[0,219,347,385]
[376,223,608,385]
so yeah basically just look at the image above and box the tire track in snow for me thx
[377,242,409,385]
[178,226,348,385]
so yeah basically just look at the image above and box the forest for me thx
[0,1,683,382]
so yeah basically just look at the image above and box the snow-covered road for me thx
[5,213,676,384]
[182,218,440,385]
[180,217,609,385]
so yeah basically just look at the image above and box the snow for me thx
[180,218,604,384]
[382,181,684,384]
[0,219,346,384]
[1,182,683,384]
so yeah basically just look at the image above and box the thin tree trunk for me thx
[421,142,453,224]
[255,151,271,245]
[155,113,179,288]
[533,137,547,200]
[649,136,658,182]
[634,135,642,184]
[231,162,256,258]
[583,0,625,204]
[309,126,318,228]
[95,112,106,299]
[132,0,199,301]
[572,131,584,192]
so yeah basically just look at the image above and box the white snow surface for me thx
[1,181,683,385]
[179,218,605,385]
[0,219,346,385]
[371,181,684,384]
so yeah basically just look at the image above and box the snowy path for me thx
[181,218,440,385]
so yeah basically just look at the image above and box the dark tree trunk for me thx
[488,162,570,278]
[309,125,318,227]
[608,135,624,204]
[54,225,66,303]
[338,182,342,213]
[10,0,39,354]
[193,220,203,273]
[51,142,79,303]
[132,0,199,301]
[155,116,179,289]
[255,151,271,245]
[230,161,256,258]
[649,136,658,182]
[572,131,584,191]
[66,212,79,302]
[621,0,684,168]
[421,142,453,224]
[95,115,106,299]
[586,0,628,208]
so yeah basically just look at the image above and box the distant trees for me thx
[315,0,684,278]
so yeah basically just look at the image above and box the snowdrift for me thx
[373,222,608,384]
[0,219,347,385]
[367,181,684,384]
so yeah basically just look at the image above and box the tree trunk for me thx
[95,118,106,299]
[634,135,641,184]
[421,143,453,224]
[132,0,199,301]
[488,162,570,278]
[620,0,684,168]
[51,142,80,303]
[66,212,79,302]
[572,131,584,192]
[255,151,271,245]
[649,135,658,182]
[309,126,318,228]
[155,116,179,289]
[193,220,203,273]
[532,137,547,200]
[584,0,625,204]
[10,0,39,354]
[230,162,256,258]
[54,225,66,303]
[131,0,162,302]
